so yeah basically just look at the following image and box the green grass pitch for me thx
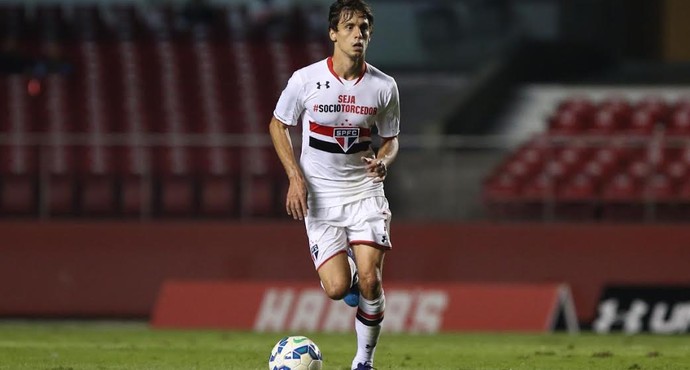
[0,321,688,370]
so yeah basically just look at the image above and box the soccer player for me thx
[268,1,399,369]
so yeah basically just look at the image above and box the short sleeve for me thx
[273,71,305,126]
[376,80,400,138]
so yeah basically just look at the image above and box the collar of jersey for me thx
[327,57,367,86]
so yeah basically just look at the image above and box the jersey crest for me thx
[334,128,360,152]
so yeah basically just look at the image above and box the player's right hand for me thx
[286,177,308,221]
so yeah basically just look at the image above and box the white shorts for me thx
[305,196,392,270]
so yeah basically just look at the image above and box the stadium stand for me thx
[483,94,690,221]
[0,3,329,218]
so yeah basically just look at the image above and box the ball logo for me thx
[334,128,360,152]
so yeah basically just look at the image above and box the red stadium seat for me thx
[635,96,669,123]
[626,158,652,182]
[521,172,555,200]
[646,173,675,202]
[121,175,152,217]
[193,147,240,177]
[590,108,623,134]
[663,160,687,184]
[0,175,37,215]
[657,173,690,220]
[557,173,597,200]
[199,175,238,217]
[627,109,657,135]
[246,175,278,217]
[503,158,538,182]
[0,145,38,175]
[548,110,585,135]
[677,144,690,165]
[601,172,643,220]
[602,173,639,201]
[47,175,77,216]
[555,173,597,221]
[81,175,118,216]
[668,109,690,135]
[558,145,590,170]
[158,175,196,216]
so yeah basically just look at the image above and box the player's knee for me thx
[321,280,349,300]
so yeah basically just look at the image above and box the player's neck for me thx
[330,54,366,81]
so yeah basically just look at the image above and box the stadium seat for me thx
[193,147,240,177]
[626,158,652,182]
[0,175,37,216]
[121,175,152,217]
[646,173,675,201]
[521,172,556,199]
[627,109,657,135]
[245,175,278,217]
[555,173,597,221]
[668,109,690,135]
[635,96,669,123]
[601,172,643,221]
[499,159,531,183]
[590,109,623,134]
[662,160,687,184]
[657,175,690,220]
[198,175,238,217]
[548,110,585,135]
[0,145,38,175]
[81,174,118,216]
[157,175,196,217]
[47,174,77,216]
[518,173,556,220]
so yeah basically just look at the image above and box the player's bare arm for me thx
[269,116,308,220]
[362,136,398,183]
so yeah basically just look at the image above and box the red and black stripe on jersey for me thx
[308,121,372,154]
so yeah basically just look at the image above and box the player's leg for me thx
[350,243,386,369]
[346,196,392,370]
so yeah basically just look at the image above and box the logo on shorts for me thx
[310,244,319,261]
[334,128,360,152]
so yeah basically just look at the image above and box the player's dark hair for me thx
[328,0,374,32]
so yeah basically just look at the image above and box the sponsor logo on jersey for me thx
[334,128,360,152]
[312,103,378,115]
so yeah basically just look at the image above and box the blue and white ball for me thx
[268,336,323,370]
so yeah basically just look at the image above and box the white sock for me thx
[352,292,385,368]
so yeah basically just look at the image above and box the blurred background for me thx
[2,0,690,221]
[2,0,690,332]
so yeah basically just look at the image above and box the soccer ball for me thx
[268,335,323,370]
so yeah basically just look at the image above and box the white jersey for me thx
[274,57,400,209]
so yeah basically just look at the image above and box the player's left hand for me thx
[362,156,387,183]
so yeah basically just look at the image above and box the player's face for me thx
[329,11,371,59]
